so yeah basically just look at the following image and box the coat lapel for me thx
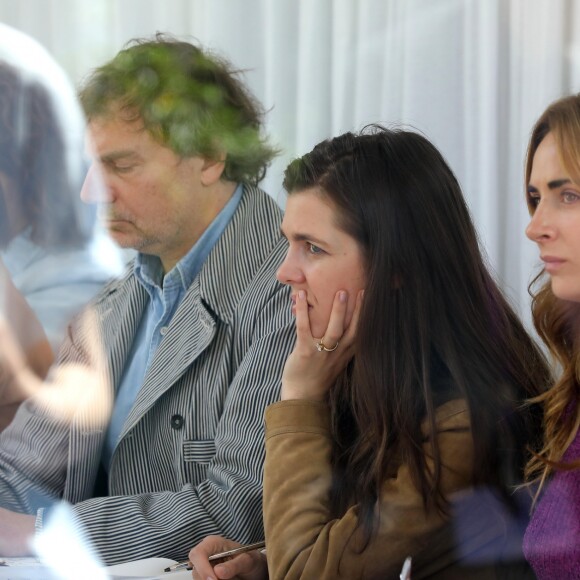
[64,270,148,502]
[120,278,216,437]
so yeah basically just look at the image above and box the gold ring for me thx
[316,338,339,352]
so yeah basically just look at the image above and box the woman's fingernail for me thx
[339,291,347,302]
[298,290,305,300]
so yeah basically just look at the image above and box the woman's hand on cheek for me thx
[281,289,363,401]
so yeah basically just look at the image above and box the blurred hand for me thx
[0,258,52,408]
[0,263,111,430]
[188,535,268,580]
[0,257,52,362]
[0,507,35,556]
[281,289,363,401]
[0,262,53,429]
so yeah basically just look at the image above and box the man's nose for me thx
[80,164,111,204]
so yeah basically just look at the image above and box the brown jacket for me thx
[263,399,534,579]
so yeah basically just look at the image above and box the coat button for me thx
[170,414,184,430]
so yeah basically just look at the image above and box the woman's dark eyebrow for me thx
[527,178,572,194]
[282,231,327,246]
[547,178,572,189]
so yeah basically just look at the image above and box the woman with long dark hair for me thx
[189,126,550,579]
[522,94,580,578]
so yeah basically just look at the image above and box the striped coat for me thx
[0,185,295,564]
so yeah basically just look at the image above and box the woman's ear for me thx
[200,157,226,186]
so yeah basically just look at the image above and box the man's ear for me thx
[200,157,226,186]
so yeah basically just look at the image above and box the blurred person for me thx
[189,126,551,579]
[0,25,122,352]
[0,25,121,430]
[522,94,580,578]
[0,258,52,430]
[0,35,294,564]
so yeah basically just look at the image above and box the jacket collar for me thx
[195,183,284,324]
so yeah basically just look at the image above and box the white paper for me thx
[0,557,190,580]
[105,558,191,579]
[0,564,59,580]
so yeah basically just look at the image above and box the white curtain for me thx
[1,0,579,323]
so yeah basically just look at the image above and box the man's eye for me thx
[114,165,134,174]
[307,243,323,255]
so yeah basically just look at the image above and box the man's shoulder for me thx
[203,184,285,280]
[237,183,284,225]
[198,184,290,325]
[229,185,286,281]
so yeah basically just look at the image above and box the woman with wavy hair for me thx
[523,94,580,578]
[189,126,550,579]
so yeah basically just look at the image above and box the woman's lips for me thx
[541,256,566,273]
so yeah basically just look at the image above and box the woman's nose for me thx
[525,202,555,243]
[276,252,305,285]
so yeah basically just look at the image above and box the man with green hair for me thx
[0,35,294,565]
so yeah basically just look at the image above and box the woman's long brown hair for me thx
[524,95,580,498]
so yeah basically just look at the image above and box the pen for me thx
[164,541,266,573]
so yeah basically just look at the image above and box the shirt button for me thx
[160,326,168,336]
[170,414,184,430]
